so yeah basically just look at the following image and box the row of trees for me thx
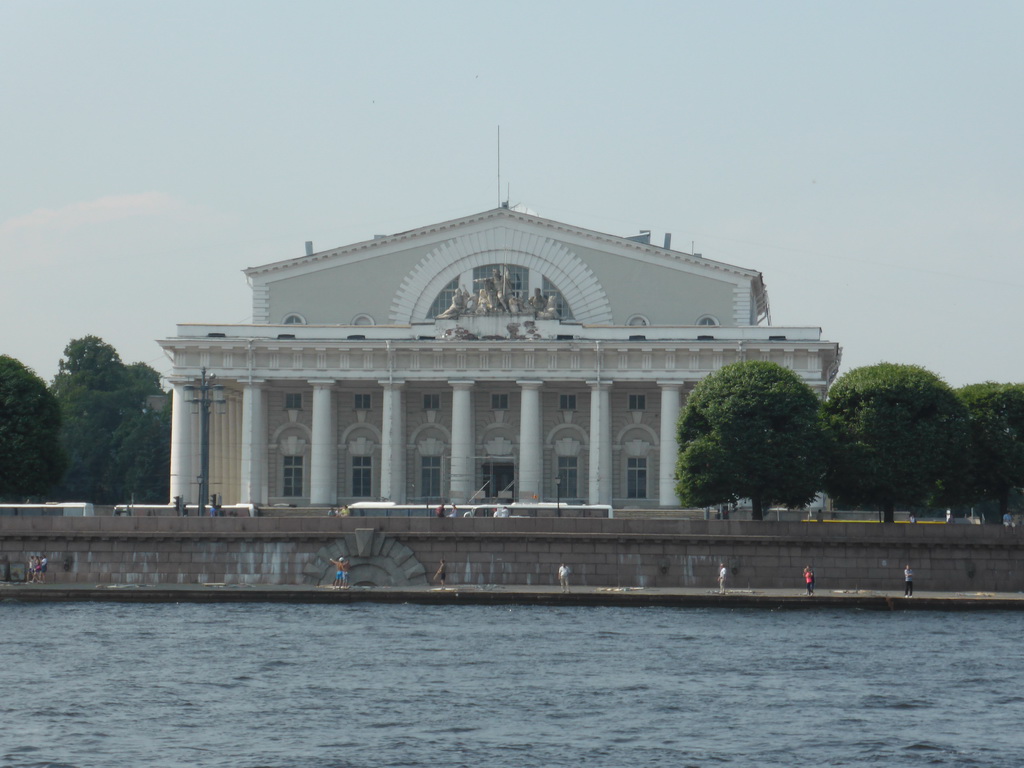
[676,361,1024,522]
[0,337,170,504]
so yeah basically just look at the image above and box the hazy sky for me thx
[3,1,1021,388]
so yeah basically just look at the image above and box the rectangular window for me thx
[628,394,646,411]
[627,457,648,499]
[284,393,302,410]
[559,394,577,411]
[423,393,440,410]
[557,456,578,499]
[354,393,372,410]
[282,455,303,497]
[421,456,441,498]
[352,456,372,497]
[491,393,509,410]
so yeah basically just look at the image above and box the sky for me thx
[2,0,1021,389]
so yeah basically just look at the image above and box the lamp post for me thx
[555,475,561,517]
[184,368,225,515]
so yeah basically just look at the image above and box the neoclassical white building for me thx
[160,207,841,509]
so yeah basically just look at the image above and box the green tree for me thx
[0,355,67,500]
[821,363,969,523]
[50,336,169,504]
[957,382,1024,520]
[675,360,827,520]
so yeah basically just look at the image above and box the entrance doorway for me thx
[480,461,515,501]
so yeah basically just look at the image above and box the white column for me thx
[659,382,682,507]
[211,397,225,505]
[588,381,612,505]
[170,382,194,503]
[449,380,475,503]
[239,381,265,505]
[379,381,405,502]
[517,380,543,502]
[310,381,336,506]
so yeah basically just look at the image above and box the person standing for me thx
[558,563,571,593]
[328,556,347,589]
[718,563,727,594]
[904,564,914,597]
[434,558,447,587]
[38,554,48,584]
[803,565,815,596]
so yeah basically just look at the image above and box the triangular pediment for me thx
[244,208,768,327]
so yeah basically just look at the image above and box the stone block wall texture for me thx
[1,517,1021,592]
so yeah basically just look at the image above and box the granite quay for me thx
[2,516,1022,607]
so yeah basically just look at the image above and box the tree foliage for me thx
[49,336,170,504]
[821,363,968,522]
[675,361,826,520]
[957,382,1024,519]
[0,355,67,500]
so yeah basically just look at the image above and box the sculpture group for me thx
[437,267,560,320]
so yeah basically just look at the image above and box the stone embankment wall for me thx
[1,516,1021,593]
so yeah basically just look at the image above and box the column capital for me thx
[308,379,337,388]
[516,380,545,389]
[586,380,612,390]
[377,379,406,389]
[449,380,476,390]
[656,380,684,390]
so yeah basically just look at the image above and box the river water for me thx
[1,602,1021,767]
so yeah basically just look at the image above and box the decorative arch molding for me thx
[408,424,452,452]
[340,422,383,449]
[615,422,659,448]
[390,226,614,324]
[270,421,312,447]
[545,423,590,449]
[303,529,428,587]
[478,422,516,455]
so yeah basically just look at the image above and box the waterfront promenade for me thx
[3,580,1022,609]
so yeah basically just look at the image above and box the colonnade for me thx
[169,378,685,508]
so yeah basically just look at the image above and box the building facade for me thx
[160,207,841,509]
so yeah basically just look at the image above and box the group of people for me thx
[26,555,48,583]
[429,559,572,592]
[713,562,915,597]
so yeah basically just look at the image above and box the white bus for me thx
[112,503,258,517]
[464,502,614,519]
[346,501,613,519]
[0,502,95,517]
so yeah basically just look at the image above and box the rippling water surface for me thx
[1,601,1021,767]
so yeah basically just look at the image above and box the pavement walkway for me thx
[3,581,1022,609]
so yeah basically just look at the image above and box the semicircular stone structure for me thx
[302,527,428,587]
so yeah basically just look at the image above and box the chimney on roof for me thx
[305,241,314,256]
[663,233,672,250]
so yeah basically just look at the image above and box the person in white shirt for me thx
[558,563,571,593]
[718,563,727,593]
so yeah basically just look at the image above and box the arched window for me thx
[352,314,375,326]
[282,313,307,325]
[428,278,460,318]
[626,314,649,327]
[696,315,719,326]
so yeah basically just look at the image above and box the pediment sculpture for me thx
[436,267,560,321]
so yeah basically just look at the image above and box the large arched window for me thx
[282,313,307,325]
[428,278,459,318]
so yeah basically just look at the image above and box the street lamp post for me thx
[555,476,561,517]
[184,368,225,516]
